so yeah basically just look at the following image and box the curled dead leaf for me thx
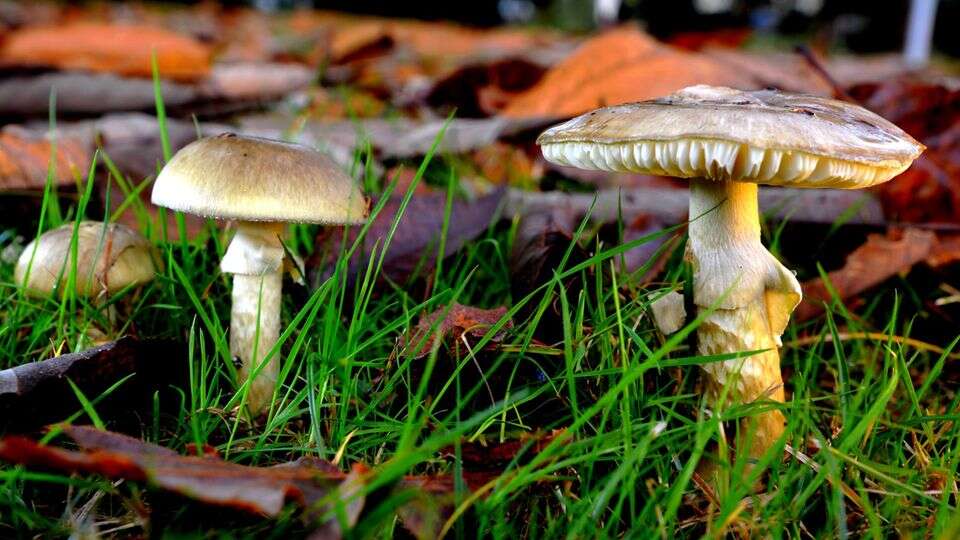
[796,228,937,321]
[406,303,513,359]
[0,425,492,538]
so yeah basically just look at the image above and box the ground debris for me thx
[439,429,564,466]
[501,26,827,119]
[0,125,90,190]
[0,425,493,539]
[405,303,513,359]
[0,23,212,81]
[0,337,185,431]
[796,228,938,321]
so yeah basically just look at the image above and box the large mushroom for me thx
[152,133,368,417]
[537,85,924,461]
[16,221,158,299]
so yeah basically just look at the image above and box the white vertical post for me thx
[904,0,939,68]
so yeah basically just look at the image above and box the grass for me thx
[0,91,959,540]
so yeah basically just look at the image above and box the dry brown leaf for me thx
[217,9,273,63]
[472,142,536,186]
[927,232,960,268]
[407,303,513,358]
[439,429,565,467]
[294,10,554,63]
[305,87,387,120]
[701,48,833,95]
[0,23,212,81]
[0,425,493,538]
[0,127,90,190]
[501,26,754,118]
[796,228,937,321]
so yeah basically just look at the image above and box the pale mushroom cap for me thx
[15,221,159,297]
[538,85,925,188]
[151,133,369,224]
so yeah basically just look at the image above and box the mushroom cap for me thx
[151,133,369,224]
[15,221,159,297]
[538,85,925,188]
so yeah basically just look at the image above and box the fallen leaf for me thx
[426,58,549,117]
[701,48,833,95]
[0,126,91,190]
[796,228,937,321]
[0,425,492,538]
[305,87,387,120]
[849,78,960,223]
[0,426,358,518]
[0,338,186,431]
[471,142,536,186]
[440,429,564,466]
[217,9,274,64]
[293,11,559,66]
[501,26,756,118]
[0,24,212,81]
[406,303,513,358]
[927,232,960,268]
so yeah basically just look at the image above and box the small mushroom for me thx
[151,133,368,417]
[15,221,158,299]
[538,86,924,460]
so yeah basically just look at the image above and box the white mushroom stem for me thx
[686,179,802,460]
[221,221,286,416]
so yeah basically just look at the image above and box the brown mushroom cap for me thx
[151,133,369,224]
[538,85,925,188]
[15,221,159,297]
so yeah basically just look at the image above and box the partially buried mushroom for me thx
[16,221,158,299]
[151,133,368,417]
[538,85,924,462]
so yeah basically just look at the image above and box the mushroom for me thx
[537,85,924,461]
[16,221,158,299]
[151,133,368,417]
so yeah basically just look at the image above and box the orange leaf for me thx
[502,26,756,118]
[0,24,212,82]
[0,129,90,190]
[796,228,937,321]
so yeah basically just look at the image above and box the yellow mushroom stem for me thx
[220,221,285,417]
[686,178,802,460]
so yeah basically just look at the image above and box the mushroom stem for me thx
[222,221,286,416]
[686,179,802,461]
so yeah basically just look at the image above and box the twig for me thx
[794,45,855,102]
